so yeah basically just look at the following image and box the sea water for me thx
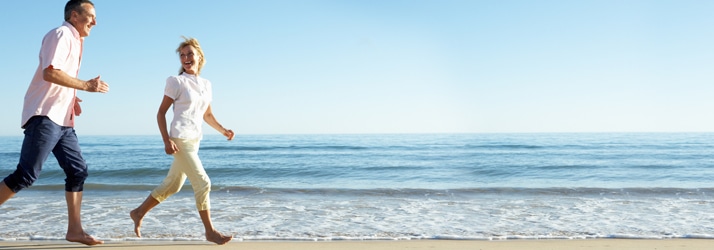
[0,133,712,241]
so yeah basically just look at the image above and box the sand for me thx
[0,239,710,250]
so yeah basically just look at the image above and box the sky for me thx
[1,0,713,136]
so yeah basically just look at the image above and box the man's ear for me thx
[70,10,79,21]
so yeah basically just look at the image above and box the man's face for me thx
[71,3,97,37]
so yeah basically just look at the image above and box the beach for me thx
[0,239,711,250]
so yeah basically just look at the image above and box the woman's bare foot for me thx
[66,231,103,246]
[130,209,143,237]
[206,230,233,245]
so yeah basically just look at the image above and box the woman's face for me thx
[179,45,201,74]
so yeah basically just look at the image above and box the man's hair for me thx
[64,0,94,21]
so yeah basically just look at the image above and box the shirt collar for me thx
[62,21,82,40]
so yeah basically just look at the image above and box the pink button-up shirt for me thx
[22,21,83,128]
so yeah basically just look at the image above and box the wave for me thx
[197,144,635,152]
[0,152,20,158]
[28,183,159,191]
[25,184,714,198]
[229,187,714,197]
[200,145,374,151]
[465,144,545,149]
[200,144,624,152]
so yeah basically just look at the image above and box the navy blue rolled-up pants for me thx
[3,116,88,193]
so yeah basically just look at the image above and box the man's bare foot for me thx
[206,230,233,245]
[66,231,103,246]
[130,209,143,237]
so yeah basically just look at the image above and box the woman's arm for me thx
[204,104,235,140]
[157,95,179,154]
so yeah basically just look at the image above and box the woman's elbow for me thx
[204,114,216,123]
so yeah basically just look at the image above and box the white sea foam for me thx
[0,188,712,242]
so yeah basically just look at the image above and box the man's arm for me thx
[42,67,109,93]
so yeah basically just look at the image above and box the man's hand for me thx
[74,97,82,116]
[85,75,109,93]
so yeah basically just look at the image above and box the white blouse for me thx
[164,72,212,140]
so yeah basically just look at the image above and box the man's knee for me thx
[65,169,88,192]
[3,167,40,193]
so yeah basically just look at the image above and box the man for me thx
[0,0,108,246]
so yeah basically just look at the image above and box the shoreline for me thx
[0,239,711,250]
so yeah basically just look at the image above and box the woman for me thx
[130,37,234,245]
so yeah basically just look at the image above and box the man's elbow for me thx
[42,67,58,82]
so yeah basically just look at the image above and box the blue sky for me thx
[1,0,713,136]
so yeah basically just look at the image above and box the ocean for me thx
[0,133,712,241]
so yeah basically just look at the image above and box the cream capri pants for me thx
[151,137,211,211]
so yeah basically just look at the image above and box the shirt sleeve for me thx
[205,79,213,103]
[164,76,181,100]
[40,28,72,72]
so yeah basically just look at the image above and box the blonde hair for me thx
[176,36,206,75]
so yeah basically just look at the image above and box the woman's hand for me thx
[223,129,235,141]
[164,140,179,154]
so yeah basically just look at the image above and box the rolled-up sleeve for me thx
[40,28,73,73]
